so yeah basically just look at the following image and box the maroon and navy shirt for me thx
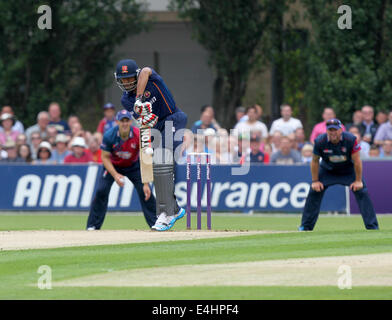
[313,132,361,172]
[121,68,180,131]
[100,125,140,167]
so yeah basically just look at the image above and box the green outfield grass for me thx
[1,213,391,300]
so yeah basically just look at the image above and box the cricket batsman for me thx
[86,109,157,230]
[114,59,187,231]
[299,118,379,231]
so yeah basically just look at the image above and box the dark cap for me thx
[116,109,133,121]
[103,102,115,109]
[326,118,342,130]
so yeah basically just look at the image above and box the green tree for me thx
[301,0,392,124]
[0,0,149,129]
[170,0,289,129]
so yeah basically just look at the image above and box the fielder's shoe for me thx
[298,226,313,231]
[87,226,96,231]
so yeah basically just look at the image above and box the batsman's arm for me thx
[136,67,152,98]
[101,150,124,187]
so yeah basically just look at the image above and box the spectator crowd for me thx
[1,101,392,165]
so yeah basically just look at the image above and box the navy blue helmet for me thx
[114,59,140,93]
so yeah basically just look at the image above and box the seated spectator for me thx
[213,133,232,164]
[234,132,251,163]
[270,136,302,164]
[358,105,378,145]
[33,141,56,165]
[234,105,268,141]
[269,104,303,136]
[234,106,246,124]
[376,110,388,125]
[25,111,50,143]
[348,126,370,158]
[241,134,269,164]
[293,128,309,151]
[269,130,283,153]
[48,102,70,134]
[379,139,392,158]
[64,137,93,163]
[97,103,117,135]
[227,134,240,164]
[374,110,392,146]
[0,113,21,145]
[191,107,220,135]
[70,121,92,144]
[192,105,221,131]
[46,126,58,147]
[93,131,103,145]
[301,143,313,163]
[17,143,33,163]
[67,115,80,134]
[236,104,264,124]
[70,121,83,137]
[0,140,24,163]
[204,127,216,153]
[16,133,28,147]
[369,144,380,158]
[263,143,273,158]
[50,134,71,164]
[88,136,102,163]
[0,106,24,133]
[345,110,363,131]
[287,132,297,150]
[29,132,43,160]
[310,107,345,143]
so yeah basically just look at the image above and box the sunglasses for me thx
[326,119,341,126]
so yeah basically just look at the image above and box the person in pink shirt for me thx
[310,107,345,143]
[0,113,20,145]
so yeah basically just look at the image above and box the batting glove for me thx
[140,102,152,116]
[138,113,158,128]
[133,96,144,115]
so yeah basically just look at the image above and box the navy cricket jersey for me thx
[121,69,180,129]
[100,125,140,167]
[313,132,361,172]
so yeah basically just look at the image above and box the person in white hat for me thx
[32,141,56,164]
[64,137,93,163]
[50,134,71,164]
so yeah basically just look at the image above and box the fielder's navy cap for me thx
[116,109,132,121]
[103,102,115,109]
[326,118,342,130]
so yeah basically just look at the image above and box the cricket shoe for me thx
[151,212,175,231]
[151,208,185,231]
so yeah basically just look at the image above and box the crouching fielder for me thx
[299,118,379,231]
[86,110,157,230]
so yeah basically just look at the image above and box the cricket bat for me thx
[139,125,154,183]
